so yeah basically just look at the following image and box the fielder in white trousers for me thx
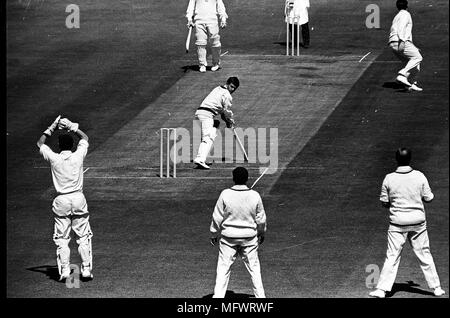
[210,167,267,298]
[214,237,265,298]
[376,228,441,292]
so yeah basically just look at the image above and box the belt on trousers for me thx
[389,221,425,227]
[57,189,81,196]
[197,107,218,116]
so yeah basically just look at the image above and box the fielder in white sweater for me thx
[370,148,445,298]
[388,0,423,91]
[210,167,267,298]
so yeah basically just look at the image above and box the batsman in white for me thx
[36,116,93,281]
[186,0,228,73]
[389,0,423,91]
[193,76,239,169]
[369,148,445,298]
[210,167,267,298]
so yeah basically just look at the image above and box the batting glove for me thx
[220,18,227,28]
[43,115,61,136]
[187,19,194,28]
[58,118,79,132]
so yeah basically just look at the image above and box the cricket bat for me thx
[186,26,193,53]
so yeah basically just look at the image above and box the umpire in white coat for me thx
[285,0,310,48]
[210,167,267,298]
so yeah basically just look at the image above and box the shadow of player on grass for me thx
[202,290,253,299]
[385,281,435,298]
[382,81,410,92]
[26,265,63,283]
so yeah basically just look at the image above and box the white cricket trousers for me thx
[376,229,441,292]
[390,41,423,82]
[195,112,217,163]
[52,191,93,274]
[213,236,265,298]
[195,22,221,67]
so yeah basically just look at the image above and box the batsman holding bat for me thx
[36,116,93,281]
[193,77,239,169]
[186,0,228,73]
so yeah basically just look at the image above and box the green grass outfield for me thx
[7,0,448,298]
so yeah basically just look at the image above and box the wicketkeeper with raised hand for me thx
[193,76,239,169]
[210,167,267,298]
[186,0,228,73]
[36,116,93,281]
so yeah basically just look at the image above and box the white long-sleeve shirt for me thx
[389,9,413,43]
[380,166,433,230]
[186,0,228,24]
[39,139,89,194]
[285,0,310,25]
[210,185,267,238]
[196,85,234,121]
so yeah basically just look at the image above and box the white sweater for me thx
[186,0,228,24]
[389,9,413,42]
[210,185,267,238]
[380,166,433,228]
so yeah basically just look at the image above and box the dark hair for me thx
[226,77,240,89]
[232,166,248,185]
[395,147,411,166]
[396,0,408,10]
[59,134,74,151]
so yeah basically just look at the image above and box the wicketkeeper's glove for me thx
[58,118,79,132]
[43,115,61,136]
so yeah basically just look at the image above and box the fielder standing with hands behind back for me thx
[186,0,228,73]
[36,116,94,281]
[210,167,267,298]
[369,148,445,298]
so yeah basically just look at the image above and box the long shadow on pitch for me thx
[26,265,63,283]
[202,290,253,299]
[182,65,217,73]
[385,281,435,298]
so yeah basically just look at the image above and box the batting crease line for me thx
[263,236,339,253]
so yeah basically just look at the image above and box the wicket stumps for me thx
[160,128,177,178]
[286,16,300,56]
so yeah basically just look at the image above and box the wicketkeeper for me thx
[193,76,239,169]
[186,0,228,73]
[210,167,267,298]
[36,116,93,281]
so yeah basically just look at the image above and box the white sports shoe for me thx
[369,289,386,298]
[408,82,423,92]
[211,64,221,72]
[59,267,71,281]
[199,66,206,73]
[81,265,93,279]
[396,74,411,87]
[434,287,445,297]
[193,158,210,169]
